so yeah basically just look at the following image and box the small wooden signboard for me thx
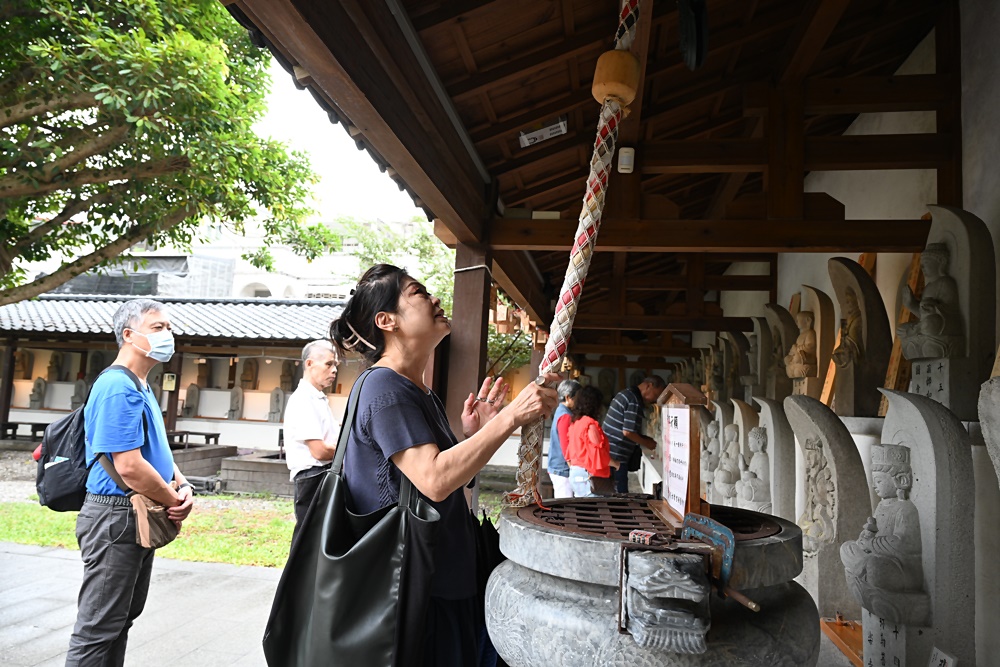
[649,383,710,529]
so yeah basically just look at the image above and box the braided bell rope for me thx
[504,0,640,507]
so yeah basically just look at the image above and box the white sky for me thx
[253,61,426,224]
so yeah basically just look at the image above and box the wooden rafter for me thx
[490,217,931,253]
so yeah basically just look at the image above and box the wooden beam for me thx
[410,0,500,32]
[777,0,853,84]
[571,343,698,357]
[640,134,953,173]
[447,24,608,101]
[766,85,804,219]
[0,340,15,426]
[504,170,583,205]
[490,217,931,253]
[744,75,957,115]
[805,134,953,171]
[470,88,592,144]
[491,132,587,177]
[641,139,767,174]
[574,314,754,333]
[238,0,489,244]
[626,274,773,292]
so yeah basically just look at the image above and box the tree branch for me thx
[0,203,195,306]
[11,192,107,255]
[41,123,131,179]
[0,93,98,131]
[0,155,191,199]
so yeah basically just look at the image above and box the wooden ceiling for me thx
[226,0,953,359]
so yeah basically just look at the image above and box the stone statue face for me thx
[795,311,814,331]
[724,424,738,442]
[707,421,719,438]
[919,250,946,278]
[872,471,896,499]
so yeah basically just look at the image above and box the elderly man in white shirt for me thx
[283,339,340,532]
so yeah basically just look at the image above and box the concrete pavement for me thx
[0,542,275,667]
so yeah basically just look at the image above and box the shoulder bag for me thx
[263,368,441,667]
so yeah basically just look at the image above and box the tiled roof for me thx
[0,295,345,342]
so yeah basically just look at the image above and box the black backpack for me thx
[36,365,146,511]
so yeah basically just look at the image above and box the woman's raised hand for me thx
[504,372,560,428]
[462,376,507,437]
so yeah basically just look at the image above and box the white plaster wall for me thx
[720,261,770,316]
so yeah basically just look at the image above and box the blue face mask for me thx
[131,329,175,363]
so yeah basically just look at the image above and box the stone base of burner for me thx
[486,561,820,666]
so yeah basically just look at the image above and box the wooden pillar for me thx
[164,351,182,432]
[935,0,962,206]
[0,340,15,425]
[445,243,492,436]
[766,85,805,220]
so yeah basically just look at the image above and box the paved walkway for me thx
[0,541,852,666]
[0,543,275,667]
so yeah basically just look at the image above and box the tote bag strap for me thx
[331,367,419,511]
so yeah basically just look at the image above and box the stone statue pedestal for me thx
[861,609,908,666]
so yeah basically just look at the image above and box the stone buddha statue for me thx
[784,311,818,378]
[798,437,835,554]
[240,358,259,390]
[47,351,64,383]
[841,444,924,592]
[840,443,928,623]
[897,243,963,360]
[736,426,771,512]
[700,420,720,480]
[280,361,295,392]
[712,424,741,504]
[832,288,863,368]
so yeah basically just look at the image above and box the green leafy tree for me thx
[340,216,533,376]
[0,0,338,306]
[340,216,455,315]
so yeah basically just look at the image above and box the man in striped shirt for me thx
[603,376,666,493]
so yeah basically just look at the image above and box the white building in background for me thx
[25,217,426,301]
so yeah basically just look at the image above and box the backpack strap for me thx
[92,365,150,495]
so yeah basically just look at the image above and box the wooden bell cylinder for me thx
[591,49,640,105]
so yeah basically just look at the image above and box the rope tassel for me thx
[504,0,640,508]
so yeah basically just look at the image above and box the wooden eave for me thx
[224,0,953,353]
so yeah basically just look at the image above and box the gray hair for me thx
[557,379,581,402]
[302,339,338,363]
[113,299,167,347]
[642,375,666,390]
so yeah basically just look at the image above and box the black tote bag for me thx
[263,368,441,667]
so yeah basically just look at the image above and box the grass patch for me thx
[0,491,509,568]
[0,500,295,568]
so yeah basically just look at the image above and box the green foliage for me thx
[487,324,533,376]
[338,216,455,315]
[0,0,336,301]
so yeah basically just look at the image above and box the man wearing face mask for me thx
[66,299,194,666]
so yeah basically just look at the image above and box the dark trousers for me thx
[612,462,630,493]
[293,464,330,531]
[423,596,479,667]
[66,502,154,667]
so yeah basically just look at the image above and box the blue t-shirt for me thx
[84,368,174,496]
[547,403,572,477]
[342,367,475,600]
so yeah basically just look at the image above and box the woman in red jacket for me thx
[565,385,619,496]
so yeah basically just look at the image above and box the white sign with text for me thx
[664,406,690,516]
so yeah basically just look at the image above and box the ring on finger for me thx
[476,396,488,402]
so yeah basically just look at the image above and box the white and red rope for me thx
[504,0,640,507]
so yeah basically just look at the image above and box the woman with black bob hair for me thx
[330,264,559,665]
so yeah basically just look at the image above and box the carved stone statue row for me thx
[686,206,995,666]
